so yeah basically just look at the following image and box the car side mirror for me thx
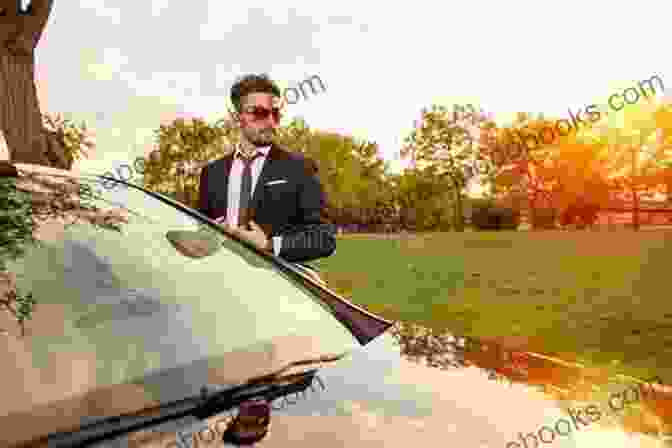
[166,230,222,259]
[222,399,271,445]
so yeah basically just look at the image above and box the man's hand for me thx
[226,220,272,252]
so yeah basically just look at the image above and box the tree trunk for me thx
[451,178,465,232]
[0,0,64,168]
[0,52,46,165]
[631,146,640,231]
[527,187,538,230]
[632,187,640,231]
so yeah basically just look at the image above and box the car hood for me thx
[251,323,671,448]
[0,327,349,446]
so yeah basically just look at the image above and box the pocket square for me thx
[265,179,288,186]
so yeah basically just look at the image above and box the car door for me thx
[0,163,390,447]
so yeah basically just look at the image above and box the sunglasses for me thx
[242,106,282,122]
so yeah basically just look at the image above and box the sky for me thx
[31,0,672,185]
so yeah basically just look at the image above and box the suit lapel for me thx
[218,155,234,212]
[251,144,286,207]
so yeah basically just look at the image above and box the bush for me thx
[472,205,520,230]
[560,203,600,228]
[498,207,520,230]
[531,208,557,229]
[471,206,496,230]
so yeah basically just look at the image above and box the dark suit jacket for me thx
[198,143,336,263]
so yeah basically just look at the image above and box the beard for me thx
[241,126,275,147]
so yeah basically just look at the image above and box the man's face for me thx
[237,93,282,147]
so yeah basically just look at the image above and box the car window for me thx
[0,168,359,444]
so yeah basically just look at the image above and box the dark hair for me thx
[230,74,282,112]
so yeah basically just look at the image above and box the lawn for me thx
[312,230,672,381]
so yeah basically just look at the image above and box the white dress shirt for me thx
[225,145,282,256]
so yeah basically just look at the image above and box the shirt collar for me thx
[234,145,271,159]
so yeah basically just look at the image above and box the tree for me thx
[0,0,68,168]
[394,166,455,231]
[401,104,489,231]
[273,117,312,156]
[587,99,672,229]
[479,113,621,229]
[142,117,238,208]
[276,121,393,229]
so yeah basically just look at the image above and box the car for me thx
[1,162,669,448]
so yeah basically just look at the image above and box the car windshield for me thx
[0,166,365,446]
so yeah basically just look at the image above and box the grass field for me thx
[313,230,672,381]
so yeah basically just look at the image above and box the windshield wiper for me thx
[23,369,319,448]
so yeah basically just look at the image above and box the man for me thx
[198,73,336,264]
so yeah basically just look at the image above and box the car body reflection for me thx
[245,321,671,447]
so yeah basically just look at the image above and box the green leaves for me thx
[140,116,238,207]
[0,178,37,271]
[0,282,36,337]
[14,291,35,325]
[402,103,491,230]
[42,112,95,166]
[404,103,487,179]
[274,120,401,227]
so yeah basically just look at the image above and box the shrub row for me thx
[471,205,520,230]
[470,203,602,231]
